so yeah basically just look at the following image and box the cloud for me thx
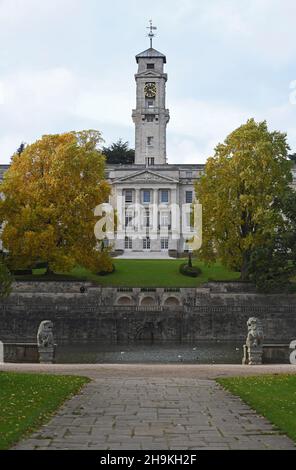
[0,0,75,27]
[0,0,296,164]
[0,67,80,136]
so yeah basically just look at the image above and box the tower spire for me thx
[147,19,157,48]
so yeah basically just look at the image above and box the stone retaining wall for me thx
[0,282,296,343]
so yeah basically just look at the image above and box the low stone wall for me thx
[0,282,296,343]
[3,343,39,363]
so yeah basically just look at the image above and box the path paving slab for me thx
[14,376,295,450]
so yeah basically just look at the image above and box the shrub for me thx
[0,259,13,298]
[179,263,201,278]
[33,261,48,270]
[97,264,115,276]
[12,269,32,276]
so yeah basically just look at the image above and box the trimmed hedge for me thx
[179,263,201,278]
[12,269,33,276]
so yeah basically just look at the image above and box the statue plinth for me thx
[38,346,55,364]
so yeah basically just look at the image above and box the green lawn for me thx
[65,259,240,287]
[217,375,296,442]
[15,259,240,287]
[0,372,89,449]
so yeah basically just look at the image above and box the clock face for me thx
[144,82,157,98]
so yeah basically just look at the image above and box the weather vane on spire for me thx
[147,20,157,48]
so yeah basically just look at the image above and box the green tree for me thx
[195,119,292,280]
[102,139,135,164]
[0,130,112,274]
[0,258,13,298]
[16,143,26,156]
[248,189,296,291]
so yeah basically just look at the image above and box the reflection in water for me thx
[56,341,243,364]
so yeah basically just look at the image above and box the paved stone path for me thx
[15,376,295,450]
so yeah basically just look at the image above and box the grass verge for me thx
[217,374,296,442]
[0,372,89,449]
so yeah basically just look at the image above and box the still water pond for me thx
[56,342,243,364]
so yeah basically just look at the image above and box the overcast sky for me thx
[0,0,296,164]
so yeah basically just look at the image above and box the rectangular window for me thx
[161,190,169,203]
[186,191,193,204]
[146,115,155,122]
[144,209,150,227]
[103,239,109,248]
[143,190,151,203]
[147,63,155,69]
[186,171,192,178]
[146,157,155,166]
[125,237,132,250]
[161,238,169,250]
[147,99,154,108]
[125,190,133,203]
[160,211,170,227]
[125,210,133,228]
[143,237,151,250]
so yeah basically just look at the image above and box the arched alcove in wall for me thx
[163,296,181,307]
[140,296,156,306]
[116,296,134,306]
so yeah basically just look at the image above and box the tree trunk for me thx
[45,263,54,276]
[240,251,250,281]
[188,252,193,268]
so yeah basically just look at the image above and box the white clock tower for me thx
[132,22,170,166]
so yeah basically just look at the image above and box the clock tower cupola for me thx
[132,21,170,165]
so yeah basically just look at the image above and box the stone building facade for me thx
[1,42,296,257]
[106,43,202,256]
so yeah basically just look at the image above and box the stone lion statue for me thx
[37,321,54,348]
[246,317,264,348]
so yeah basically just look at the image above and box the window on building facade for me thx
[125,190,133,203]
[146,157,155,166]
[161,238,169,250]
[146,99,155,108]
[144,209,150,227]
[147,63,155,69]
[186,191,193,204]
[160,190,169,203]
[160,211,170,227]
[125,237,133,250]
[125,210,134,228]
[146,115,155,122]
[143,190,151,203]
[103,239,109,248]
[186,171,192,178]
[185,212,194,231]
[143,237,151,250]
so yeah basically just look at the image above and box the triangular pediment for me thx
[114,170,178,184]
[136,70,161,78]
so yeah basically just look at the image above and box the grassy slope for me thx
[217,375,296,442]
[17,259,240,288]
[68,259,240,287]
[0,372,89,449]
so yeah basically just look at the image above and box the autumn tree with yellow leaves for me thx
[0,130,113,274]
[195,119,292,280]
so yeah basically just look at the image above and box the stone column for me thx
[135,187,142,242]
[0,341,3,364]
[116,187,124,247]
[151,189,159,246]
